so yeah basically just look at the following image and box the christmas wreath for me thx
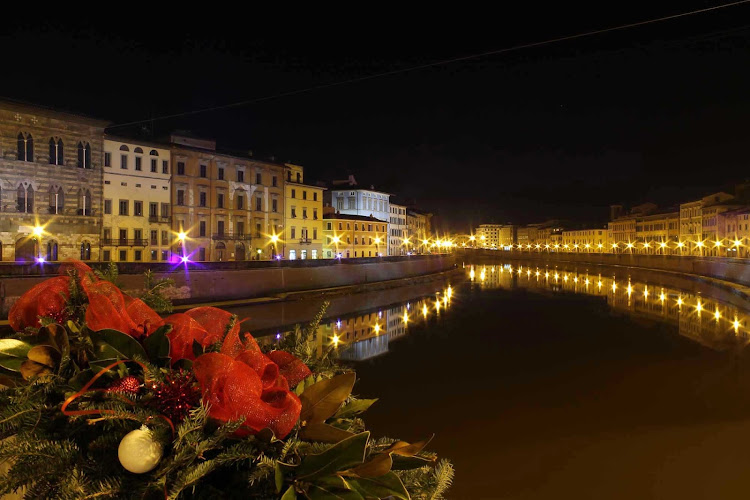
[0,261,453,499]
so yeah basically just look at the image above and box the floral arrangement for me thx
[0,261,453,499]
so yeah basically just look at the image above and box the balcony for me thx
[299,238,312,245]
[212,233,252,241]
[148,215,171,224]
[101,238,149,247]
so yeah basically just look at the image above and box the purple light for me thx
[336,319,341,328]
[181,256,189,263]
[276,333,281,340]
[36,257,45,264]
[275,255,282,260]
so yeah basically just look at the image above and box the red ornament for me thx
[108,376,141,394]
[148,370,200,423]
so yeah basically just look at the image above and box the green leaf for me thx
[27,345,60,369]
[280,485,297,500]
[348,471,410,500]
[172,359,193,371]
[192,339,204,359]
[351,452,393,478]
[300,422,355,443]
[144,324,171,363]
[300,372,356,424]
[39,323,69,356]
[0,339,33,358]
[88,358,120,374]
[90,329,147,360]
[391,454,437,470]
[296,431,369,479]
[307,476,363,500]
[275,462,284,494]
[0,355,24,372]
[334,398,377,419]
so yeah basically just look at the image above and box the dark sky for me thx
[3,2,750,231]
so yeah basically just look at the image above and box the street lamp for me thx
[269,234,280,260]
[374,236,381,257]
[332,236,341,259]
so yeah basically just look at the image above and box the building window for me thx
[133,201,143,217]
[17,133,33,162]
[162,160,169,174]
[272,199,278,212]
[313,209,318,220]
[237,194,244,210]
[218,167,224,180]
[49,138,64,165]
[313,192,318,201]
[104,152,111,167]
[134,250,142,261]
[200,165,207,178]
[291,227,296,239]
[296,172,301,183]
[289,249,296,260]
[119,249,127,261]
[217,193,225,209]
[81,242,91,260]
[272,176,277,187]
[162,230,169,245]
[76,189,92,216]
[303,208,308,219]
[161,203,169,218]
[291,207,297,218]
[256,172,262,184]
[199,221,206,237]
[104,199,112,215]
[237,220,245,236]
[199,248,206,261]
[119,200,128,216]
[120,153,127,169]
[150,230,158,245]
[177,190,185,206]
[149,202,158,218]
[302,191,307,200]
[77,142,92,169]
[256,197,262,211]
[291,189,296,199]
[313,228,318,240]
[199,192,207,207]
[135,156,142,171]
[150,158,157,172]
[237,170,244,182]
[217,220,225,236]
[177,162,185,175]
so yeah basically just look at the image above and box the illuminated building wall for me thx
[101,137,171,262]
[561,227,609,251]
[476,223,502,248]
[170,135,284,261]
[388,203,408,256]
[0,100,107,262]
[322,213,387,258]
[407,209,432,252]
[283,163,324,260]
[720,208,750,258]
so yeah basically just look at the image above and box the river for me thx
[228,260,750,499]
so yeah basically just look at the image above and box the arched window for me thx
[77,142,91,168]
[80,241,91,260]
[119,145,129,151]
[17,133,33,161]
[78,189,92,215]
[49,138,64,165]
[48,186,64,214]
[133,147,143,154]
[46,240,58,261]
[16,184,33,213]
[149,149,158,156]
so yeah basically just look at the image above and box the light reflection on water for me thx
[469,263,750,352]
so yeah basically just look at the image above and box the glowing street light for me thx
[177,231,187,241]
[32,225,44,237]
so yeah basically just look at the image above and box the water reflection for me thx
[468,263,750,351]
[264,286,456,360]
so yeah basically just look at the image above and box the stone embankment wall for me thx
[0,255,456,317]
[463,249,750,286]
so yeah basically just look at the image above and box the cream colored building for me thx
[101,137,171,262]
[679,192,734,252]
[476,224,502,248]
[561,228,609,251]
[388,203,408,255]
[283,163,324,260]
[636,211,679,254]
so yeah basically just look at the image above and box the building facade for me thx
[561,228,609,251]
[283,163,324,260]
[476,224,502,248]
[679,192,734,250]
[407,209,432,253]
[388,203,408,255]
[322,213,387,259]
[0,101,107,262]
[101,137,171,262]
[170,134,283,262]
[329,187,390,223]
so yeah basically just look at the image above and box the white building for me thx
[388,203,408,255]
[102,136,172,262]
[330,187,391,222]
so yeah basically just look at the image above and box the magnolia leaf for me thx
[296,431,369,479]
[350,452,393,478]
[27,345,61,369]
[348,471,410,500]
[280,486,297,500]
[391,454,437,471]
[144,325,171,363]
[300,372,356,424]
[275,462,284,493]
[334,398,377,419]
[0,374,21,387]
[20,359,53,380]
[294,375,316,396]
[0,339,33,358]
[0,355,24,372]
[192,339,204,359]
[300,422,355,443]
[68,369,95,391]
[383,435,434,457]
[307,476,363,500]
[88,358,120,374]
[39,323,68,355]
[91,329,147,360]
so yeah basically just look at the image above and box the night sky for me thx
[3,2,750,231]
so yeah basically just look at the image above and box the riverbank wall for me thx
[462,249,750,287]
[0,254,456,318]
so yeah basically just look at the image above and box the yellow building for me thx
[475,224,502,248]
[561,228,609,252]
[170,134,284,261]
[636,212,679,254]
[720,208,750,258]
[283,163,324,260]
[679,192,734,251]
[322,213,387,259]
[101,137,172,262]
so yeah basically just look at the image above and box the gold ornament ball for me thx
[118,427,163,474]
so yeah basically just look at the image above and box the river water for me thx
[227,261,750,500]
